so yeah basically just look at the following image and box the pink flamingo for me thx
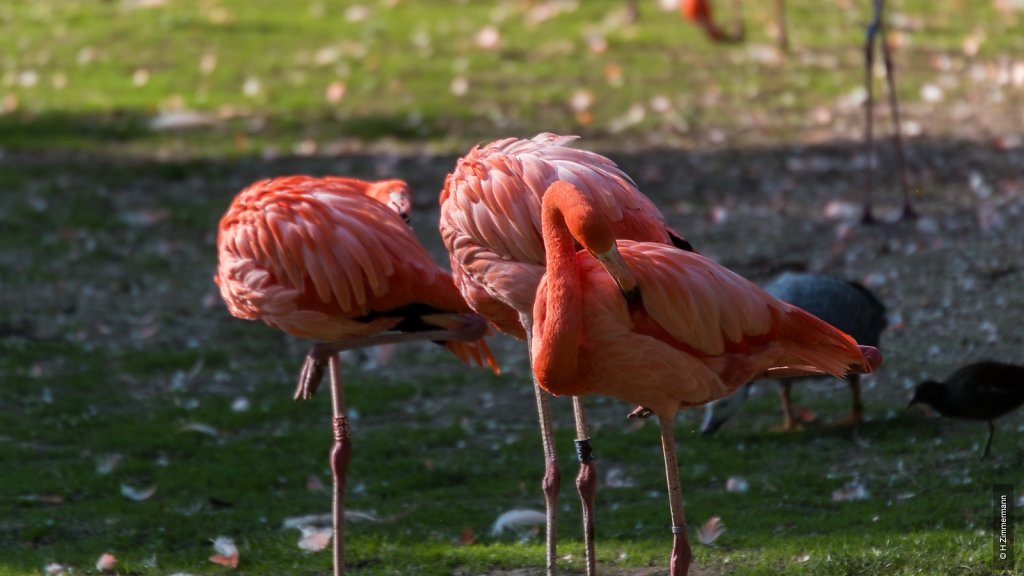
[440,133,693,575]
[531,180,882,575]
[216,175,499,576]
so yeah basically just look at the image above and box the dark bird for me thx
[910,361,1024,459]
[702,272,888,434]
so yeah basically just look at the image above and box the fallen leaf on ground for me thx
[696,516,725,545]
[120,484,157,502]
[725,476,749,493]
[44,563,69,575]
[832,479,870,502]
[96,453,122,475]
[491,508,546,537]
[209,536,239,568]
[297,526,332,552]
[179,422,219,437]
[95,553,116,571]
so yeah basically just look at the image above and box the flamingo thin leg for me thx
[328,354,352,576]
[535,383,561,576]
[878,4,915,220]
[862,1,880,223]
[658,415,692,576]
[572,397,597,576]
[778,381,799,431]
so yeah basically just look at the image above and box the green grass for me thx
[2,1,1024,575]
[1,0,1022,155]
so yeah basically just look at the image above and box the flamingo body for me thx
[441,133,687,337]
[533,242,876,418]
[440,133,691,575]
[217,175,493,366]
[531,181,880,576]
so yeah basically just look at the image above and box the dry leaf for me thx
[179,422,219,437]
[491,509,546,537]
[96,453,123,475]
[120,483,157,502]
[456,528,475,546]
[297,526,332,552]
[44,564,69,576]
[725,476,749,493]
[209,536,239,568]
[96,553,117,572]
[475,26,500,50]
[832,479,870,502]
[696,516,725,545]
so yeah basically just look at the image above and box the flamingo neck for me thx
[533,207,584,396]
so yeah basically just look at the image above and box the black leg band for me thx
[575,438,594,462]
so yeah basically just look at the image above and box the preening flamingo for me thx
[439,133,692,575]
[673,0,915,222]
[531,181,882,576]
[215,175,499,576]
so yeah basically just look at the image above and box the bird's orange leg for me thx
[834,374,864,426]
[572,397,597,576]
[877,1,915,221]
[328,354,351,576]
[658,414,692,576]
[773,380,803,432]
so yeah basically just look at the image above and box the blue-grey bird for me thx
[910,361,1024,459]
[701,272,888,434]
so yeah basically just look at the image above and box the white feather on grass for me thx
[490,509,546,538]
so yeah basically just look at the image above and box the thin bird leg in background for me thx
[835,374,864,426]
[775,0,788,51]
[777,381,799,431]
[658,415,692,576]
[295,315,489,400]
[878,1,916,220]
[982,420,995,460]
[525,323,561,576]
[572,397,597,576]
[328,354,351,576]
[625,0,638,22]
[862,0,881,223]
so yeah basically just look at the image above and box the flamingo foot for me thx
[295,349,328,400]
[575,439,597,576]
[627,406,655,419]
[669,525,693,576]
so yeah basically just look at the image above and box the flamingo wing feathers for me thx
[614,242,870,379]
[440,133,681,337]
[217,177,456,339]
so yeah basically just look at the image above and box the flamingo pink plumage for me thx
[440,133,692,575]
[216,175,498,576]
[531,180,882,576]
